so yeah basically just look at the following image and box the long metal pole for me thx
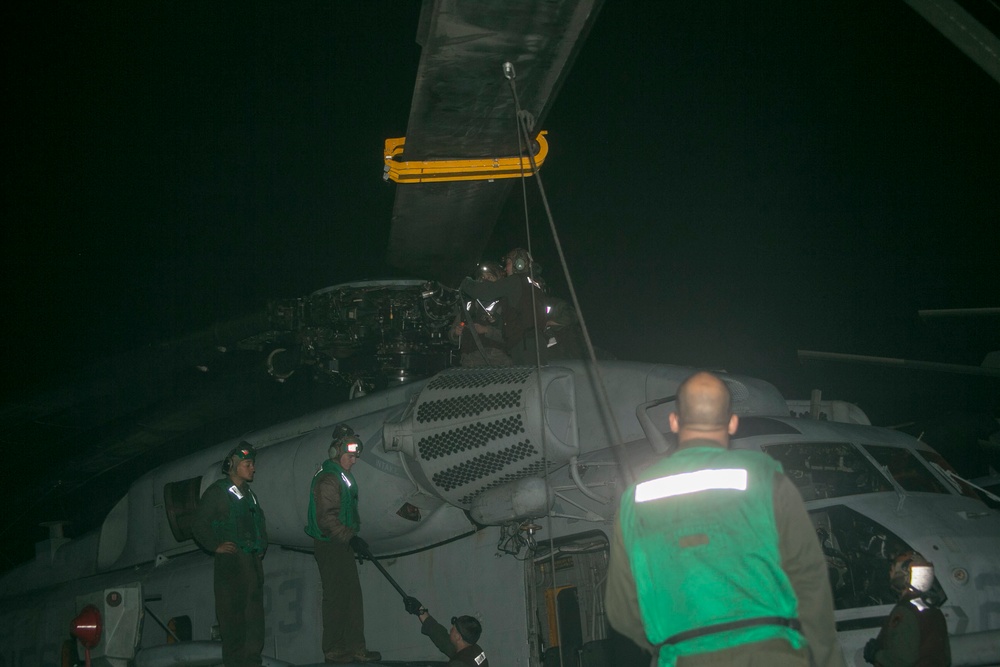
[362,552,410,600]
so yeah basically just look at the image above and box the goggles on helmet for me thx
[909,564,934,593]
[233,445,256,460]
[891,551,935,593]
[330,432,363,459]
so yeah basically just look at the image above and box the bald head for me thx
[669,372,738,445]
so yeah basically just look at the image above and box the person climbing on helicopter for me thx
[460,248,547,366]
[451,260,511,367]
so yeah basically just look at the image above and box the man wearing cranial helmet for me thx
[414,607,489,667]
[460,247,548,366]
[305,424,381,663]
[451,260,512,368]
[191,443,268,667]
[864,551,950,667]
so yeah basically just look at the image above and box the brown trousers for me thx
[214,551,264,667]
[314,538,367,658]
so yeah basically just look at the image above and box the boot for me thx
[351,648,382,662]
[324,650,353,663]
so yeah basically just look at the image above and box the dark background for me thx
[2,1,998,563]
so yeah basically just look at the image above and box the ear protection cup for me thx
[506,248,531,273]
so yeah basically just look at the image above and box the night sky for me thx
[3,2,998,441]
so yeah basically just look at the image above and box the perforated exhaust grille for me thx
[382,367,579,507]
[457,460,549,505]
[432,438,539,492]
[416,390,523,422]
[417,415,526,460]
[424,367,534,391]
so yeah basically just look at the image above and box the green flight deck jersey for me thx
[191,477,268,555]
[305,459,360,540]
[619,446,805,665]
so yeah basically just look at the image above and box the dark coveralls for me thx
[308,467,370,660]
[870,595,950,667]
[420,615,490,667]
[461,274,547,366]
[191,478,268,667]
[451,294,511,368]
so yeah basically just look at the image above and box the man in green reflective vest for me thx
[305,424,381,664]
[606,372,844,667]
[191,443,268,667]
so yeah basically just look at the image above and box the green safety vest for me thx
[620,445,804,665]
[209,478,267,554]
[305,459,360,540]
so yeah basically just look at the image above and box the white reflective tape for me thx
[228,485,244,500]
[635,468,747,503]
[340,472,353,488]
[474,652,486,665]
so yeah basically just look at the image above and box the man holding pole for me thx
[305,424,381,664]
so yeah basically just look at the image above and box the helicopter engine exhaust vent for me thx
[383,366,578,508]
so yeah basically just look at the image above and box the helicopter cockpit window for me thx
[914,449,981,501]
[861,445,949,494]
[761,442,891,501]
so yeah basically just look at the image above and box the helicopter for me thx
[3,359,999,666]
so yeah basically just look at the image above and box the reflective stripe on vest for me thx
[228,485,259,505]
[474,651,486,665]
[217,481,265,553]
[305,461,360,539]
[635,468,747,503]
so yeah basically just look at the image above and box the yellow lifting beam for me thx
[383,131,548,184]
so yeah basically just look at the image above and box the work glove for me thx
[863,638,878,664]
[403,596,424,615]
[349,536,370,555]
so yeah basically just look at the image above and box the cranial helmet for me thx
[451,615,482,645]
[329,423,363,459]
[890,551,935,594]
[222,442,257,474]
[477,260,504,282]
[504,248,532,274]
